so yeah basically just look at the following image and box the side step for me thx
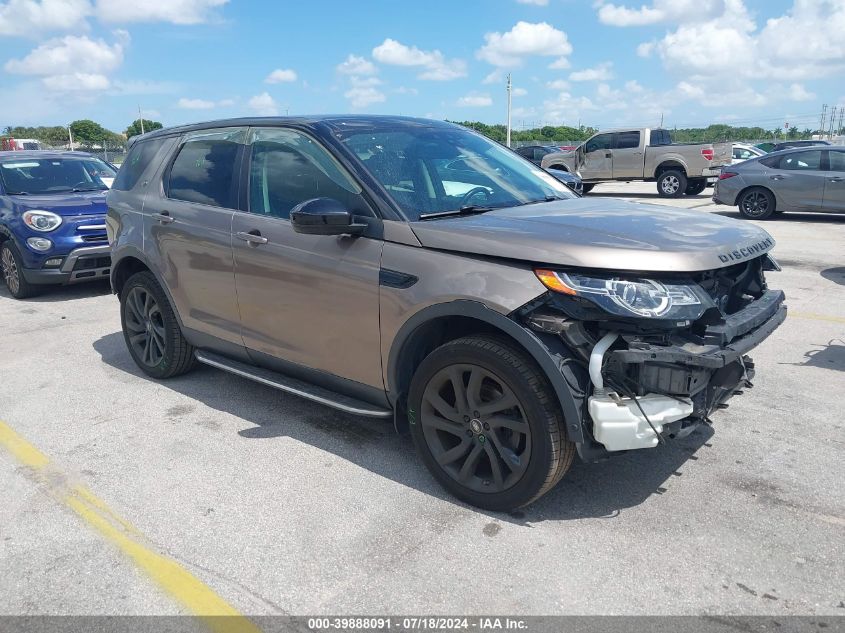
[194,350,393,419]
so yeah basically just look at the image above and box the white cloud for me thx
[265,68,297,83]
[542,91,596,123]
[0,0,91,36]
[517,0,548,4]
[624,79,645,93]
[546,79,569,90]
[788,83,815,102]
[482,69,505,85]
[548,57,570,69]
[457,93,493,107]
[477,21,572,67]
[177,97,215,109]
[247,92,278,116]
[596,0,726,26]
[512,87,528,97]
[344,76,385,108]
[569,62,613,81]
[95,0,228,24]
[394,86,418,95]
[636,41,655,57]
[110,79,177,95]
[4,30,128,92]
[336,54,377,76]
[372,38,466,80]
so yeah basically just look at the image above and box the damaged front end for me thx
[517,254,786,459]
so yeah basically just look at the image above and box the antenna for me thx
[506,73,512,148]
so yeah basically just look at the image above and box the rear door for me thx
[611,130,642,179]
[231,126,385,393]
[581,133,613,180]
[145,127,245,347]
[764,149,825,211]
[823,150,845,213]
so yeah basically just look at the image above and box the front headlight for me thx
[535,269,708,320]
[23,210,63,232]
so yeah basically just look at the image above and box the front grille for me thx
[694,257,766,316]
[81,233,107,242]
[72,256,111,271]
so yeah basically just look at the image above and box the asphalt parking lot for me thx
[1,182,843,619]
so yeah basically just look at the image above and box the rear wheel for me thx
[738,187,775,220]
[657,170,687,197]
[684,179,707,196]
[581,183,595,194]
[120,271,196,378]
[1,241,38,299]
[408,336,574,511]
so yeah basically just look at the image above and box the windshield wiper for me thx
[5,190,29,195]
[519,195,567,206]
[72,186,107,192]
[418,205,498,220]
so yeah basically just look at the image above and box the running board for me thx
[194,350,393,418]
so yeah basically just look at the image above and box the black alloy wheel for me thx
[738,188,776,220]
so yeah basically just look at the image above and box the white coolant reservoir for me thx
[588,393,694,452]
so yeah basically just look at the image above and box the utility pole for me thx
[138,105,145,135]
[838,109,844,137]
[819,104,827,140]
[506,73,512,149]
[827,106,838,139]
[67,124,74,151]
[659,112,664,128]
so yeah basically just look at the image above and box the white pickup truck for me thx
[540,128,731,197]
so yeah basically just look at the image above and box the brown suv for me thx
[106,116,785,510]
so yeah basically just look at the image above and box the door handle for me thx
[605,152,612,158]
[769,175,785,180]
[829,176,844,182]
[153,211,174,224]
[236,230,269,246]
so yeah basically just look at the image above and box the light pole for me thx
[67,124,74,151]
[506,73,512,148]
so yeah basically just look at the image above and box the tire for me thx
[684,179,707,196]
[1,241,38,299]
[581,183,595,194]
[737,187,776,220]
[408,335,575,511]
[657,170,687,197]
[120,271,196,378]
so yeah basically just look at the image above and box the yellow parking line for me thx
[0,420,262,633]
[789,311,845,325]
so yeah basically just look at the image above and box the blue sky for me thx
[1,0,843,134]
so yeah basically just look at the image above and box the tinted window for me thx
[248,128,366,220]
[776,150,822,171]
[734,148,756,160]
[585,134,612,153]
[515,147,533,158]
[829,151,845,172]
[649,130,671,146]
[341,127,573,219]
[113,138,165,191]
[615,131,640,149]
[167,138,240,208]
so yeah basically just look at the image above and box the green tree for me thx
[788,126,799,139]
[125,119,163,139]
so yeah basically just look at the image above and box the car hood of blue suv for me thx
[6,190,107,216]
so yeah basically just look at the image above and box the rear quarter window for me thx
[112,138,166,191]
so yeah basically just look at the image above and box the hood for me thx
[409,198,775,273]
[9,191,107,217]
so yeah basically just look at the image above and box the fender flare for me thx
[386,300,585,443]
[111,246,187,330]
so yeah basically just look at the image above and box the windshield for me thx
[0,157,114,194]
[340,126,575,220]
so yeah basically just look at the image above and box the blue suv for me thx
[0,151,115,298]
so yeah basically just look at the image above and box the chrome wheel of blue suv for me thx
[1,242,37,299]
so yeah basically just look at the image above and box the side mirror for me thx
[290,198,366,236]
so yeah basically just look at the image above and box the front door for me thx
[580,133,613,180]
[611,130,643,179]
[823,150,845,213]
[145,127,245,346]
[231,127,385,392]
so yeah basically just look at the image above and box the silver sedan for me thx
[713,146,845,219]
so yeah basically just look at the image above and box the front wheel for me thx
[657,170,687,197]
[1,241,38,299]
[120,271,196,378]
[738,187,776,220]
[408,336,574,511]
[581,183,595,194]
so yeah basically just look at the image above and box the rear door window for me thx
[828,151,845,172]
[614,131,640,149]
[776,150,822,171]
[649,130,671,146]
[112,138,165,191]
[166,129,244,208]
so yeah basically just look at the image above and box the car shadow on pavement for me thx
[0,279,111,303]
[787,339,845,373]
[588,190,712,201]
[92,330,714,525]
[712,209,845,224]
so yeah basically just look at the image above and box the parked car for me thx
[107,116,785,511]
[514,144,560,166]
[0,151,115,298]
[545,167,583,195]
[769,140,831,153]
[540,128,731,197]
[713,146,845,219]
[731,143,767,164]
